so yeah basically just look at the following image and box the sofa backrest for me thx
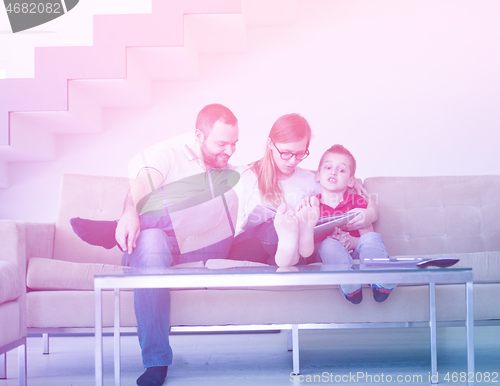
[364,175,500,257]
[55,174,500,263]
[54,174,130,265]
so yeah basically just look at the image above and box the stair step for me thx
[0,77,67,146]
[0,0,299,187]
[185,13,246,54]
[0,125,55,162]
[0,0,152,78]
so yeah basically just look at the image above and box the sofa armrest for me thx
[0,220,27,275]
[0,220,54,276]
[0,220,27,338]
[24,222,55,264]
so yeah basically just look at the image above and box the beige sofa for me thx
[4,174,500,357]
[0,221,27,385]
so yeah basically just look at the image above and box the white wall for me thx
[1,0,500,221]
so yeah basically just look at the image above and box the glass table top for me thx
[95,263,472,278]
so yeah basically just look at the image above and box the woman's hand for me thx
[343,209,369,231]
[352,179,369,197]
[344,194,378,231]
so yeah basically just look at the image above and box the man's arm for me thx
[116,169,164,253]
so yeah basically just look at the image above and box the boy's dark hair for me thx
[196,104,238,136]
[318,144,357,176]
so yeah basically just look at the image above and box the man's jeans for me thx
[317,232,397,293]
[122,216,233,368]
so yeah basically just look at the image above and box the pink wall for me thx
[1,0,500,221]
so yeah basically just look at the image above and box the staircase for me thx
[0,0,297,188]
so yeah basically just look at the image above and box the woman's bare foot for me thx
[274,203,300,267]
[296,196,320,257]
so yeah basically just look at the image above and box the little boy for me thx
[313,144,396,304]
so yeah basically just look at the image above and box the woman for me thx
[230,113,378,266]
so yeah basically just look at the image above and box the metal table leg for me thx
[95,287,103,386]
[42,333,49,355]
[0,353,5,379]
[429,282,437,384]
[292,324,299,374]
[466,280,475,386]
[114,288,121,386]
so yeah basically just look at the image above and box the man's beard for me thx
[200,142,230,169]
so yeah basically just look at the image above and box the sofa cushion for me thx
[0,260,23,303]
[364,176,500,256]
[27,257,123,290]
[26,290,137,328]
[27,258,207,291]
[53,174,130,266]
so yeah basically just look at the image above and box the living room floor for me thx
[2,326,499,386]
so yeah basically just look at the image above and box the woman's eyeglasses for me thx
[271,141,309,161]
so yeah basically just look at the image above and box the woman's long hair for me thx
[250,113,311,207]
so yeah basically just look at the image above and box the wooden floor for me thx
[1,326,499,385]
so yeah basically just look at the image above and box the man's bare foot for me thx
[296,196,320,257]
[274,203,300,267]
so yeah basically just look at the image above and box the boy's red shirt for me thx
[316,190,368,241]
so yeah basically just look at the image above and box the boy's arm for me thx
[329,224,373,252]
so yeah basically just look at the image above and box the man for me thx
[118,104,239,256]
[96,104,239,386]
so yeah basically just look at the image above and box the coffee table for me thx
[94,265,474,386]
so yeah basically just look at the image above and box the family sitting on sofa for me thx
[71,103,395,386]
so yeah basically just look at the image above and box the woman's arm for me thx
[344,181,378,231]
[344,199,378,231]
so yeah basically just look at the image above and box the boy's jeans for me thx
[318,232,397,294]
[122,218,233,368]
